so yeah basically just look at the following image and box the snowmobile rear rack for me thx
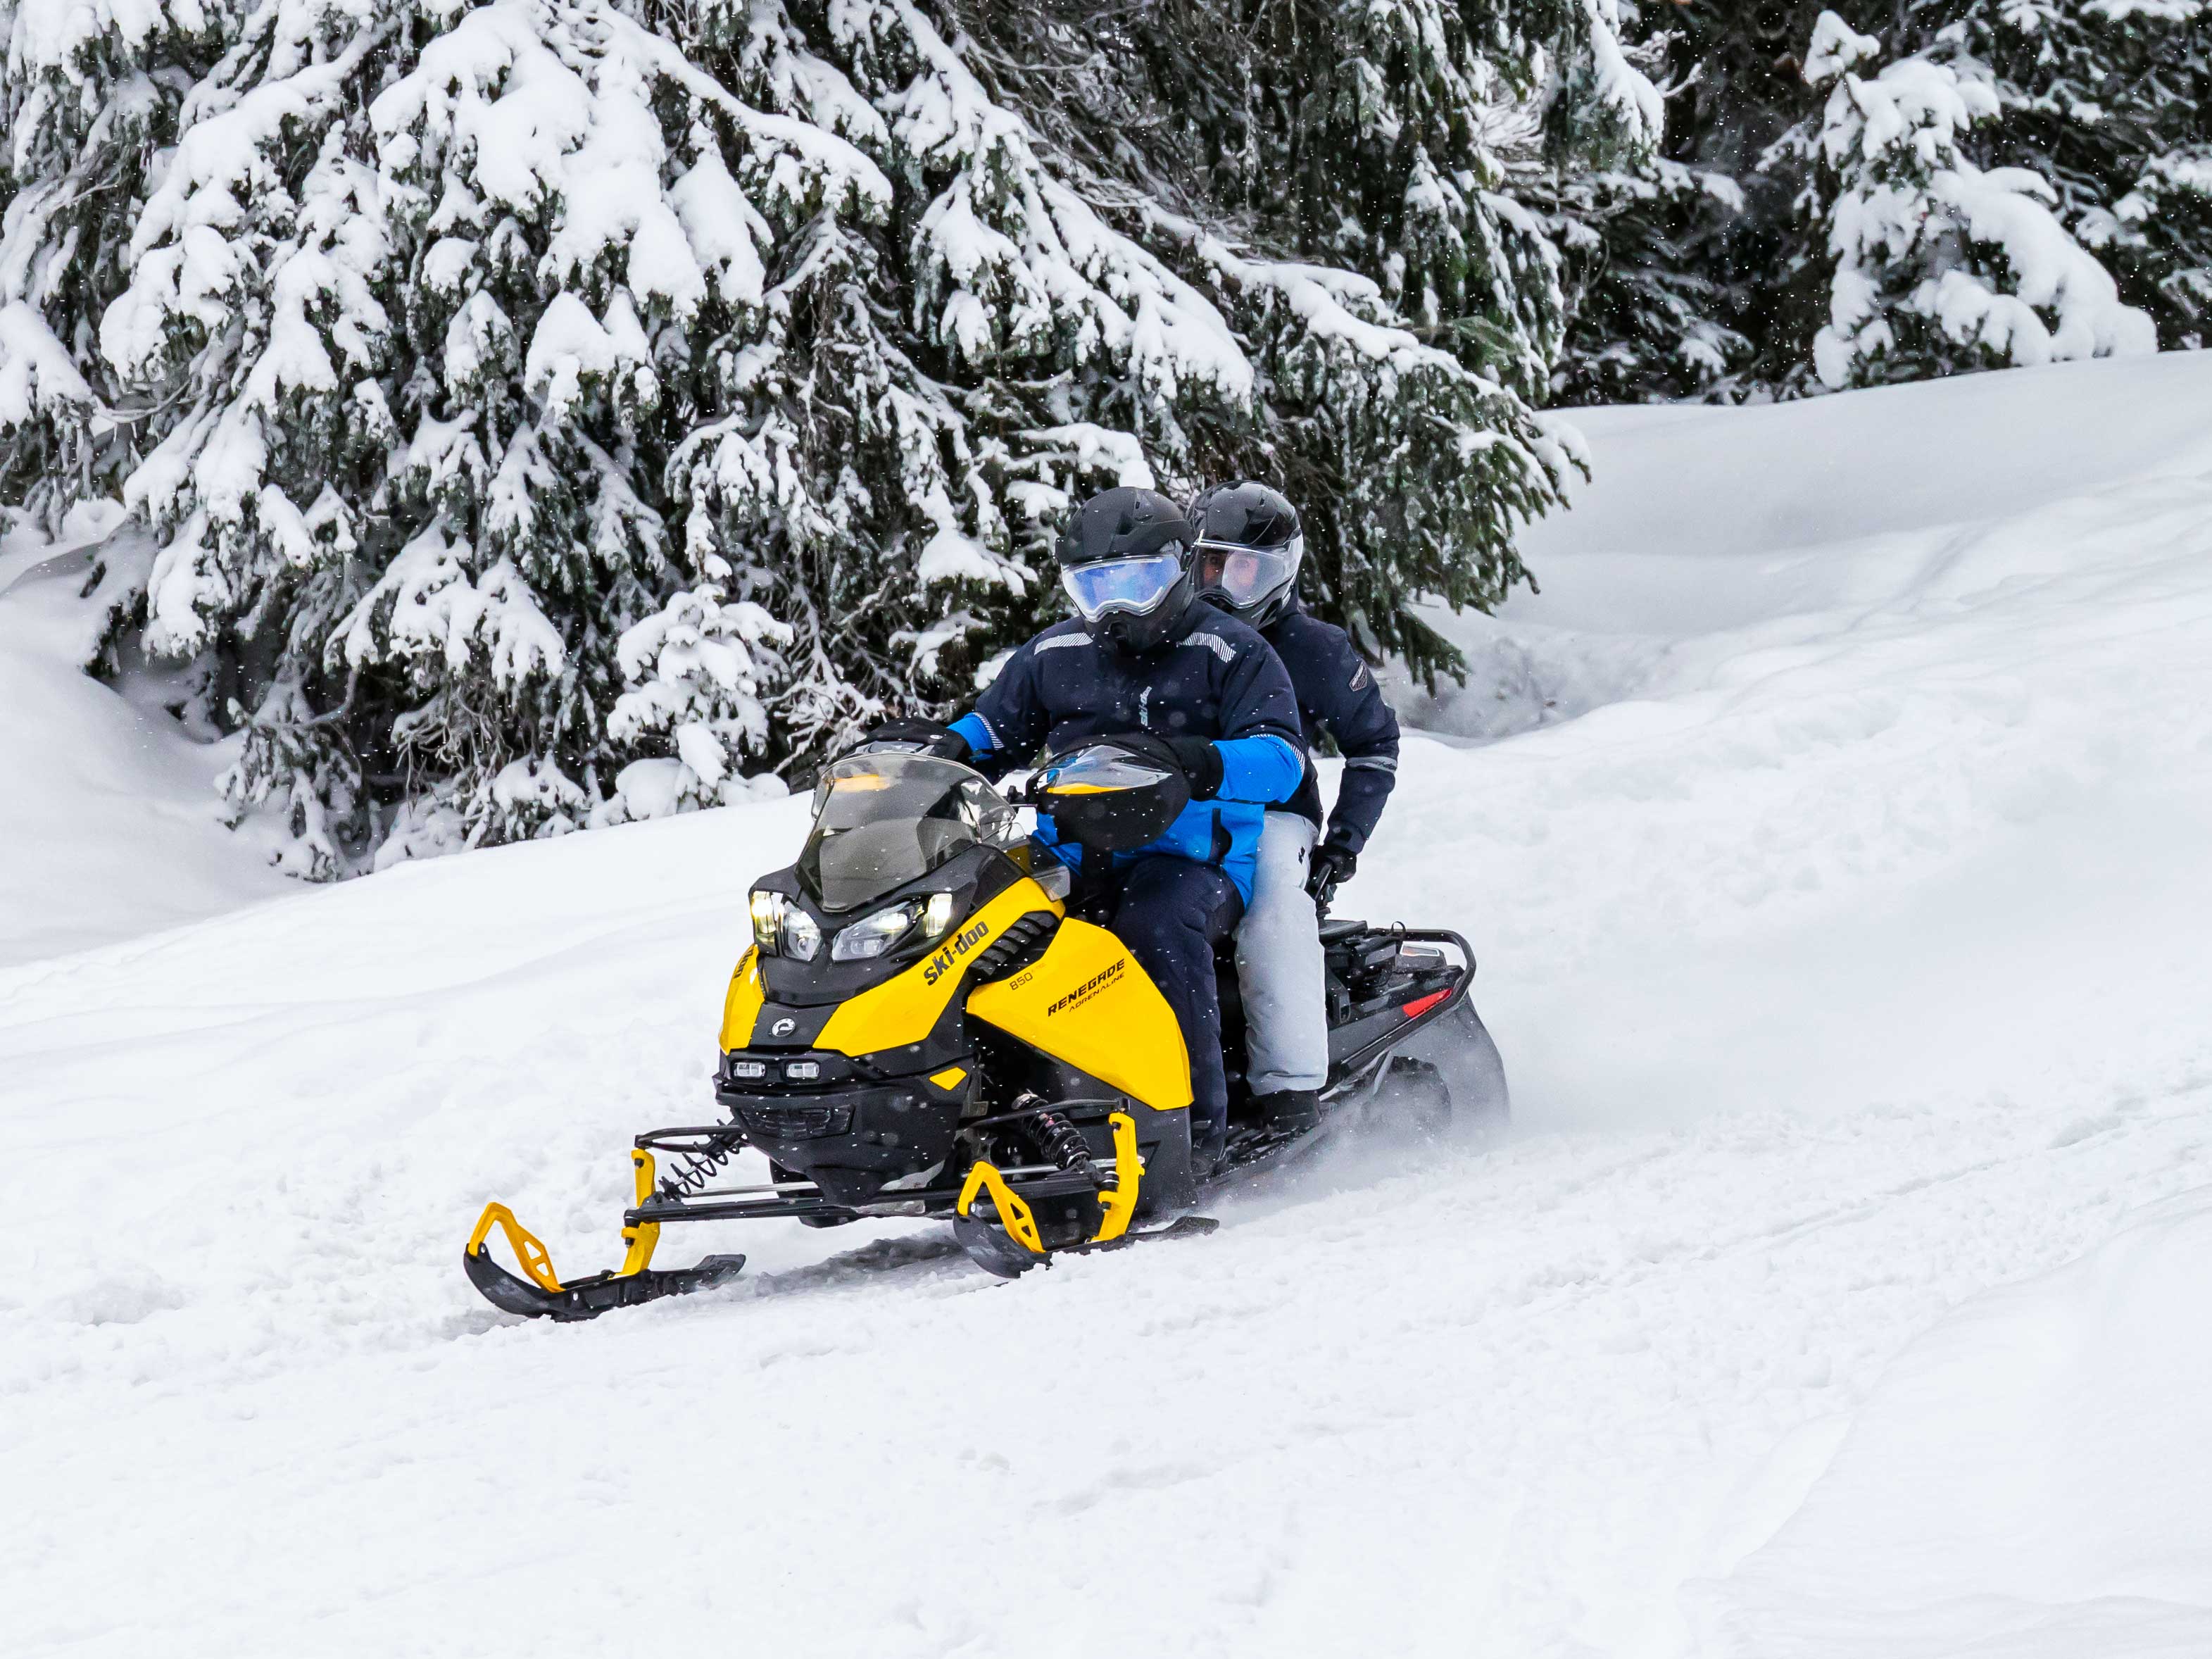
[1324,927,1477,1080]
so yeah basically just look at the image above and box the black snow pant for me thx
[1110,856,1245,1151]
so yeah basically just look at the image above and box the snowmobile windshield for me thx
[1038,744,1179,794]
[799,753,1019,913]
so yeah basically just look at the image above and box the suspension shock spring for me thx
[1032,1109,1103,1185]
[658,1134,743,1201]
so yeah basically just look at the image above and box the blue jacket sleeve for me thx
[949,712,995,756]
[1216,733,1303,803]
[1210,625,1306,803]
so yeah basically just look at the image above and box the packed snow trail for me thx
[5,356,2212,1656]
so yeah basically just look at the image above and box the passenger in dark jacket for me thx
[1189,483,1400,1127]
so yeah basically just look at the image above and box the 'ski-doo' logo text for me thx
[1047,956,1124,1016]
[922,918,993,985]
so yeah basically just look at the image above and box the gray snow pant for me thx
[1234,810,1329,1094]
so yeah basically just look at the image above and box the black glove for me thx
[862,719,971,763]
[1307,841,1357,906]
[1162,734,1224,801]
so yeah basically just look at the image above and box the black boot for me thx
[1257,1089,1321,1134]
[1191,1118,1229,1183]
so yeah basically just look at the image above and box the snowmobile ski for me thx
[950,1106,1155,1277]
[953,1210,1220,1279]
[463,1150,748,1322]
[462,1236,748,1321]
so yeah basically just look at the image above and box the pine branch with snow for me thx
[605,584,791,818]
[942,0,1664,681]
[1547,0,2209,401]
[1802,11,2158,390]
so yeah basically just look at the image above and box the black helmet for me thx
[1055,486,1200,656]
[1190,482,1303,630]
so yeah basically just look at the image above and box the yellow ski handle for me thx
[466,1148,662,1291]
[617,1148,661,1278]
[957,1161,1045,1255]
[1089,1110,1142,1245]
[955,1111,1141,1254]
[467,1203,565,1294]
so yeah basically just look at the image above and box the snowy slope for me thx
[1692,1191,2212,1658]
[0,519,286,968]
[6,355,2212,1657]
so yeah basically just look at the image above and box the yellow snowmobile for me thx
[464,739,1506,1319]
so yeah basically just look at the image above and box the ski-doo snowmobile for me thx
[464,739,1507,1319]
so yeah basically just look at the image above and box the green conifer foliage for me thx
[0,0,1657,870]
[1552,0,2205,401]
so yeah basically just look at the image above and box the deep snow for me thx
[5,354,2212,1656]
[0,516,286,968]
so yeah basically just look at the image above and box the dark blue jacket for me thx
[1261,601,1400,855]
[950,606,1303,901]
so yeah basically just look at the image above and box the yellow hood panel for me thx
[718,947,767,1052]
[964,918,1193,1113]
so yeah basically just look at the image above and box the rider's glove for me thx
[1306,841,1357,906]
[862,719,971,763]
[1162,735,1225,800]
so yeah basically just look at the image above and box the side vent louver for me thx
[972,913,1059,981]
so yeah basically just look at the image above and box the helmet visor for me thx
[1061,553,1184,622]
[1195,539,1299,613]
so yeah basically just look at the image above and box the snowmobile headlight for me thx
[750,889,786,951]
[753,889,823,960]
[728,1059,768,1081]
[781,906,822,961]
[831,899,924,961]
[784,1060,821,1082]
[922,891,957,938]
[831,890,963,963]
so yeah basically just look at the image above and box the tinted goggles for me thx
[1061,553,1184,622]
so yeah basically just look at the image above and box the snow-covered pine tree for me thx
[0,0,205,522]
[1898,0,2212,347]
[73,0,924,872]
[1236,0,1661,673]
[1,0,1659,872]
[945,0,1661,675]
[1540,151,1754,405]
[1549,0,2206,401]
[1504,1,1757,404]
[1538,0,1825,401]
[1798,9,2156,390]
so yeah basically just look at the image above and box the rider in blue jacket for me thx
[936,487,1304,1165]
